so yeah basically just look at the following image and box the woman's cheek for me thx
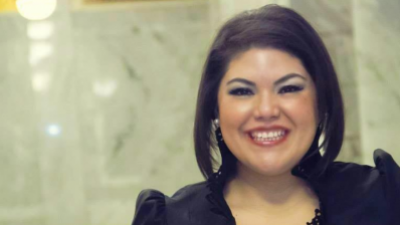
[221,98,254,120]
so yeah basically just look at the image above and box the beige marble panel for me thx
[291,0,352,35]
[0,1,210,224]
[72,2,210,223]
[353,0,400,165]
[0,31,46,225]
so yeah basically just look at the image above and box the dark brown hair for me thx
[194,4,344,179]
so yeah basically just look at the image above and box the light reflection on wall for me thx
[27,21,54,40]
[46,124,61,137]
[93,80,118,97]
[32,72,51,92]
[16,0,57,21]
[27,21,54,93]
[29,42,53,66]
[27,20,56,138]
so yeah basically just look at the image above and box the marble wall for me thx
[0,1,209,224]
[353,0,400,164]
[0,0,399,224]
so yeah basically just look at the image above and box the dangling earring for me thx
[214,119,224,142]
[214,118,219,127]
[214,121,236,181]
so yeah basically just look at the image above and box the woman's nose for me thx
[253,92,280,121]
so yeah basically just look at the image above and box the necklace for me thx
[307,209,323,225]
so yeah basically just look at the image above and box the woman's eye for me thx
[229,88,254,96]
[279,85,303,94]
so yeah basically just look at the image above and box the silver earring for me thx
[214,118,220,127]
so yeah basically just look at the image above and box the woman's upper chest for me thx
[230,207,321,225]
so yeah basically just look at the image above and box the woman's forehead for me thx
[223,48,309,82]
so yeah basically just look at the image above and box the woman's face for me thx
[217,48,318,177]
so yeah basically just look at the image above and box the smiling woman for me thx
[132,4,400,225]
[218,49,318,180]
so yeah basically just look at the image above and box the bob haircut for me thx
[194,4,344,179]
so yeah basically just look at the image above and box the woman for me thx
[132,5,400,225]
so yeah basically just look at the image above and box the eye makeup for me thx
[229,87,254,96]
[225,74,308,96]
[278,85,304,94]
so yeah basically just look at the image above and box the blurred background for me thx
[0,0,399,224]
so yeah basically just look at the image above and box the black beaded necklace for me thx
[307,209,323,225]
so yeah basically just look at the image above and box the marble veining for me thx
[0,0,399,224]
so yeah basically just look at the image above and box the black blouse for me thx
[132,149,400,225]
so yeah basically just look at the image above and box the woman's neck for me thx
[223,164,318,214]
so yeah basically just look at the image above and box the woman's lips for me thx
[246,128,289,147]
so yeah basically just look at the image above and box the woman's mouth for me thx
[247,129,289,146]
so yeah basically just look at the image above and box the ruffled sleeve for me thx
[132,189,166,225]
[373,149,400,221]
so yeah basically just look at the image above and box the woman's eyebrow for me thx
[227,74,305,86]
[226,78,255,86]
[274,73,306,85]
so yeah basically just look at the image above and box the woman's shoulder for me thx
[132,189,166,225]
[132,181,212,225]
[320,149,400,222]
[372,149,400,183]
[325,149,400,182]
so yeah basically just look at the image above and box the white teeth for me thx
[251,130,286,142]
